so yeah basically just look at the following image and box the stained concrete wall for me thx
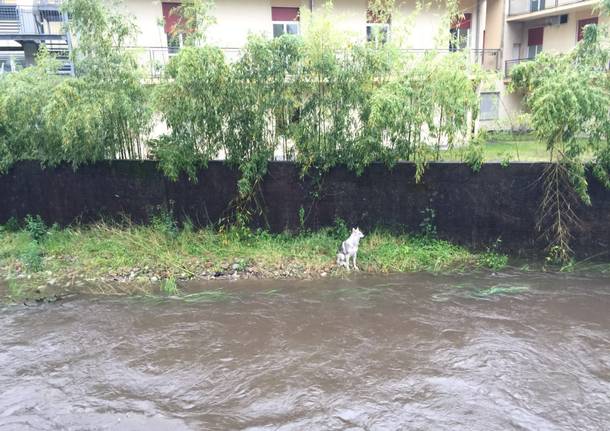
[1,161,609,256]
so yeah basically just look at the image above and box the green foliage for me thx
[153,10,485,222]
[478,238,508,270]
[298,206,306,231]
[225,35,303,198]
[167,0,216,46]
[59,0,152,160]
[331,217,350,240]
[20,241,44,272]
[419,207,437,238]
[151,208,179,240]
[0,0,151,173]
[1,223,509,296]
[25,215,48,243]
[2,0,488,230]
[161,277,179,295]
[510,20,610,262]
[510,25,609,185]
[151,46,228,180]
[463,131,485,172]
[2,217,20,233]
[500,152,512,168]
[0,49,64,172]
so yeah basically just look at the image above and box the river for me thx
[1,271,609,430]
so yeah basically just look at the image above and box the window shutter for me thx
[451,13,471,30]
[271,7,299,22]
[577,17,598,41]
[527,27,544,46]
[162,2,182,34]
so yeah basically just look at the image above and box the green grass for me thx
[441,132,591,163]
[441,133,550,163]
[481,134,550,162]
[0,222,507,299]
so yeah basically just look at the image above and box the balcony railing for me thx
[0,47,71,75]
[509,0,592,16]
[0,3,67,40]
[0,51,25,73]
[128,47,503,79]
[0,45,503,79]
[504,57,534,77]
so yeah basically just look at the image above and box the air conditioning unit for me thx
[545,15,561,26]
[544,14,568,26]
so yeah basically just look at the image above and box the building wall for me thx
[484,0,503,49]
[394,1,447,49]
[208,0,273,47]
[120,0,166,47]
[118,0,452,49]
[507,8,607,58]
[318,0,367,42]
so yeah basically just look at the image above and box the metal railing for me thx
[126,47,242,79]
[0,51,25,73]
[508,0,591,16]
[0,46,71,75]
[129,47,503,79]
[504,57,534,77]
[0,3,67,40]
[0,45,503,78]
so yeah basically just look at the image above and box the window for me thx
[527,27,543,58]
[577,17,598,41]
[366,23,390,45]
[162,2,183,51]
[272,7,300,37]
[449,13,471,51]
[480,92,500,121]
[530,0,546,13]
[0,5,18,21]
[367,7,390,46]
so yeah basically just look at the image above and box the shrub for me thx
[25,215,47,244]
[20,241,44,272]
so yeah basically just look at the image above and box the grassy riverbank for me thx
[0,219,507,301]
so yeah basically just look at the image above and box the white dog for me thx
[336,228,365,271]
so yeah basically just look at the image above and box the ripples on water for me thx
[1,271,609,430]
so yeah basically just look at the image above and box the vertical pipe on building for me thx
[475,0,481,59]
[310,0,314,11]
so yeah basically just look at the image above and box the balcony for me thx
[0,51,25,73]
[0,47,72,74]
[504,57,534,78]
[508,0,598,19]
[0,2,67,42]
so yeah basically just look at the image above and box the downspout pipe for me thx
[475,0,481,51]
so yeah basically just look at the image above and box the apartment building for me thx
[0,0,72,73]
[1,0,501,67]
[0,0,605,127]
[496,0,607,123]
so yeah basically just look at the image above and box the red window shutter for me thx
[367,9,379,23]
[271,7,299,22]
[528,27,544,46]
[162,2,182,34]
[451,13,471,30]
[367,9,391,23]
[577,17,598,41]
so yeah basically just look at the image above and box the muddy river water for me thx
[1,271,609,430]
